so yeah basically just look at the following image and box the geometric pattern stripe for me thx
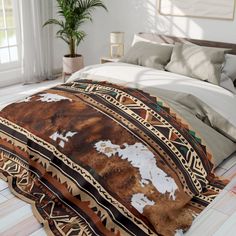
[56,81,222,202]
[0,119,156,236]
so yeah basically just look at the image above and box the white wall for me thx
[53,0,236,70]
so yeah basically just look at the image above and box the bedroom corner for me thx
[0,0,236,236]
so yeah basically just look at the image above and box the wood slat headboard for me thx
[139,33,236,55]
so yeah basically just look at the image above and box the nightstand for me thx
[100,57,120,64]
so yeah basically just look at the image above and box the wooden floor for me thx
[0,80,62,109]
[0,81,236,236]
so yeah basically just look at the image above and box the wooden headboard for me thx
[139,33,236,55]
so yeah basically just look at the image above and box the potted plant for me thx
[44,0,107,75]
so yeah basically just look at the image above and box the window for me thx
[0,0,20,70]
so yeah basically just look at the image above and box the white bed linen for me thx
[68,62,236,126]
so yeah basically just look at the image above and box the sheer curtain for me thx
[17,0,53,84]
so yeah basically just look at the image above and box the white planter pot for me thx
[63,55,84,74]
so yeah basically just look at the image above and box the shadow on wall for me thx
[148,0,236,43]
[76,0,236,66]
[79,0,153,65]
[143,1,194,37]
[110,0,199,43]
[79,0,195,66]
[92,0,151,52]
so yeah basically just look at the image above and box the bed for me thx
[0,34,236,236]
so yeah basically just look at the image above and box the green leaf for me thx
[43,19,64,28]
[43,0,108,55]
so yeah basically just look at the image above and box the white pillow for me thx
[132,34,173,47]
[132,34,157,46]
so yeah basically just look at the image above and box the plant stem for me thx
[69,37,75,57]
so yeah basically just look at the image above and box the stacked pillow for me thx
[121,34,236,93]
[165,43,227,85]
[119,41,173,70]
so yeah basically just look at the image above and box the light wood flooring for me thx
[0,81,236,236]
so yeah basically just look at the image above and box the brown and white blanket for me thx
[0,80,230,236]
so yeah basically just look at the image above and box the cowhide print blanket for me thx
[0,80,228,236]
